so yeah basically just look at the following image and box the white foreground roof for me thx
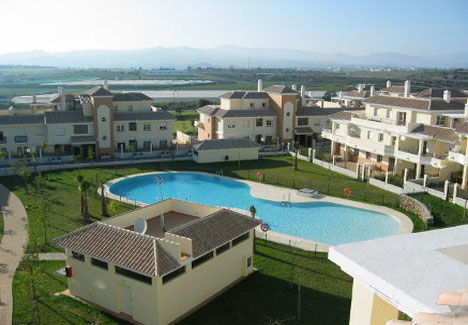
[329,225,468,317]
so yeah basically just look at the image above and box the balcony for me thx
[448,151,468,165]
[321,129,346,143]
[396,149,448,167]
[350,115,415,134]
[0,137,6,144]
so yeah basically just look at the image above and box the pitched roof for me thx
[219,91,270,100]
[455,123,468,135]
[50,94,75,103]
[44,111,93,124]
[54,222,180,277]
[114,111,175,121]
[193,138,261,151]
[0,114,44,125]
[329,111,354,121]
[410,125,458,142]
[113,92,153,101]
[363,96,465,111]
[264,85,298,94]
[296,107,350,117]
[197,105,219,115]
[414,88,468,98]
[87,86,113,97]
[169,209,261,257]
[379,85,406,93]
[341,90,370,98]
[197,105,276,118]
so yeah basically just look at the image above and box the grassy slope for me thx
[13,240,352,325]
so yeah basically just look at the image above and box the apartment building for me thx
[55,199,261,325]
[332,83,376,108]
[323,80,468,186]
[0,84,174,163]
[196,80,349,147]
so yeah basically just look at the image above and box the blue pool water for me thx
[109,172,400,245]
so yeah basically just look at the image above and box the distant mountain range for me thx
[0,45,466,69]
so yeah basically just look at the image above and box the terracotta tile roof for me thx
[264,85,298,94]
[414,88,468,98]
[0,114,44,125]
[113,92,153,101]
[215,109,277,118]
[114,111,175,121]
[410,125,458,142]
[455,123,468,135]
[379,85,406,94]
[363,96,464,111]
[169,209,261,257]
[54,222,180,277]
[220,91,270,100]
[329,111,354,121]
[193,138,261,151]
[341,90,370,98]
[44,111,93,124]
[197,105,219,116]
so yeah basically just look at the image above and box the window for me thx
[159,140,167,148]
[115,266,152,284]
[192,251,214,269]
[374,108,378,116]
[391,136,397,146]
[162,266,186,284]
[127,105,134,111]
[73,125,88,135]
[101,117,107,122]
[102,136,107,141]
[366,152,371,159]
[247,256,252,268]
[216,242,230,255]
[0,132,4,142]
[353,148,359,156]
[143,141,151,151]
[366,131,372,140]
[91,258,108,270]
[14,136,27,143]
[159,125,167,130]
[397,112,407,126]
[378,133,384,142]
[297,118,308,126]
[117,125,125,132]
[266,120,272,127]
[232,232,249,246]
[286,112,291,117]
[386,110,391,118]
[436,116,446,126]
[56,127,65,136]
[265,136,273,144]
[313,121,321,126]
[256,118,263,127]
[227,123,236,128]
[377,155,383,162]
[143,124,151,131]
[249,102,254,107]
[262,102,266,107]
[72,251,85,262]
[129,122,137,131]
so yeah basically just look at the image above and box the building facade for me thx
[323,80,468,186]
[196,80,349,147]
[0,85,174,163]
[55,199,261,325]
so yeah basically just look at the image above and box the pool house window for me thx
[72,251,85,261]
[215,242,230,255]
[115,266,152,285]
[162,266,186,284]
[232,232,249,246]
[91,258,108,270]
[192,251,214,269]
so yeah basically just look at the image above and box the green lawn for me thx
[13,240,352,325]
[168,109,198,135]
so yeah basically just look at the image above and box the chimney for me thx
[443,90,451,103]
[292,84,297,91]
[339,91,343,98]
[357,84,364,92]
[300,85,305,98]
[465,100,468,116]
[257,79,263,92]
[370,85,375,97]
[103,79,109,90]
[404,80,411,98]
[386,80,392,88]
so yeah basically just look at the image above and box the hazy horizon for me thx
[1,0,467,57]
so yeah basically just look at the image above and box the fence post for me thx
[287,142,291,152]
[385,171,389,184]
[444,180,450,201]
[423,174,428,188]
[403,168,409,185]
[453,183,459,202]
[308,148,313,162]
[312,149,316,163]
[356,162,360,179]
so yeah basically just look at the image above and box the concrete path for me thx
[36,252,66,261]
[0,183,28,325]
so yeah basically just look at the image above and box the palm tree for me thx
[249,205,257,218]
[293,142,301,171]
[78,179,91,220]
[38,194,49,244]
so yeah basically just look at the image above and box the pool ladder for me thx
[281,193,291,207]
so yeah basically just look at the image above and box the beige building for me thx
[192,138,260,163]
[0,85,174,163]
[55,199,261,325]
[196,80,348,148]
[323,80,468,186]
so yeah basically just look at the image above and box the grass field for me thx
[169,109,198,135]
[13,240,352,325]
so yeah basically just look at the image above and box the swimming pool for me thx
[109,172,400,245]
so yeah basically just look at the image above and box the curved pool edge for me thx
[102,171,413,250]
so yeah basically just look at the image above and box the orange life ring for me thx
[256,171,264,180]
[343,186,352,197]
[260,223,270,232]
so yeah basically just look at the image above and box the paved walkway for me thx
[0,183,28,325]
[36,253,66,261]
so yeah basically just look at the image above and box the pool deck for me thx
[103,171,414,253]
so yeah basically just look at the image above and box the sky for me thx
[0,0,467,56]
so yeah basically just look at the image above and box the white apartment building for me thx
[0,85,174,163]
[196,80,350,147]
[323,80,468,186]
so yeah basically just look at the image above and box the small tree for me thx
[108,200,120,215]
[87,145,95,161]
[100,182,109,217]
[78,179,91,220]
[38,194,49,245]
[14,164,31,192]
[249,205,257,218]
[293,143,301,171]
[129,142,137,165]
[0,150,8,165]
[22,241,43,324]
